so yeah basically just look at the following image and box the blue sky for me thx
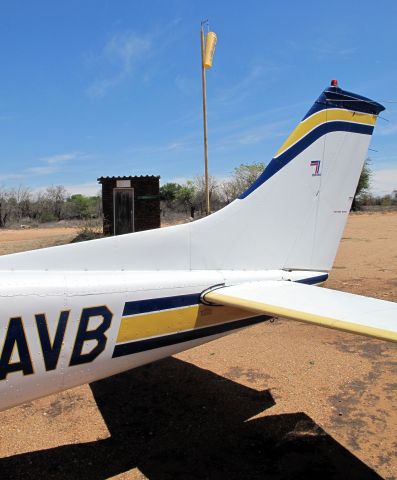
[1,0,396,195]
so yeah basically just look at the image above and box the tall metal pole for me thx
[200,22,210,215]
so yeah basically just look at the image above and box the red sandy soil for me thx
[0,227,78,256]
[0,213,395,479]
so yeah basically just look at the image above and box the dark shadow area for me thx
[0,357,382,479]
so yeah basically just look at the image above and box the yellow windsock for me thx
[203,32,217,69]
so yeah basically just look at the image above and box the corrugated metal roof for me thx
[97,175,160,182]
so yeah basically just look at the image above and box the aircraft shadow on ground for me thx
[0,357,381,480]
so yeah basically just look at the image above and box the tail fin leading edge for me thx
[189,82,384,271]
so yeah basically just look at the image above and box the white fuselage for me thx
[0,85,386,412]
[0,269,325,411]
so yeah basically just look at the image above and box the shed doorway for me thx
[113,188,134,235]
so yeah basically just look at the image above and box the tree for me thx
[66,194,88,219]
[220,162,266,203]
[0,188,12,227]
[65,194,99,219]
[160,183,182,209]
[16,186,32,220]
[380,194,392,207]
[356,158,371,197]
[352,158,372,211]
[0,186,32,226]
[30,191,53,222]
[45,185,67,220]
[193,175,220,214]
[175,181,196,215]
[232,162,266,192]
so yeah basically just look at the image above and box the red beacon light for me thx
[330,79,338,87]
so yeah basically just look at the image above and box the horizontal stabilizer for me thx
[203,281,397,343]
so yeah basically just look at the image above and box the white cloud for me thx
[286,35,357,59]
[175,75,199,97]
[312,43,356,57]
[210,101,306,137]
[212,119,290,151]
[216,64,281,105]
[104,32,151,71]
[87,31,152,97]
[128,139,197,156]
[371,167,397,195]
[0,173,25,181]
[28,165,59,175]
[161,176,191,186]
[33,182,100,196]
[237,121,289,145]
[162,173,232,186]
[87,77,122,98]
[64,182,101,196]
[42,152,84,165]
[27,151,89,176]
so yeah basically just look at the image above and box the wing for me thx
[204,281,397,343]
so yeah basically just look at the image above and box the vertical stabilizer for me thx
[0,82,385,272]
[188,81,385,271]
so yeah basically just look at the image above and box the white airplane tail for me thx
[0,82,384,272]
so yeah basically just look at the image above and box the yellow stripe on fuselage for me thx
[275,109,377,158]
[117,304,255,343]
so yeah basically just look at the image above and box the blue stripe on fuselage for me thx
[122,274,328,317]
[296,273,328,285]
[114,275,328,359]
[113,315,271,358]
[122,293,201,316]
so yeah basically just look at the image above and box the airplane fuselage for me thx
[0,269,326,411]
[0,83,393,414]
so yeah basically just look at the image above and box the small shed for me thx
[98,176,160,236]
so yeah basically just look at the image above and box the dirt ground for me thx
[0,213,396,479]
[0,227,79,256]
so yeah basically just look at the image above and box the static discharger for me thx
[203,32,217,69]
